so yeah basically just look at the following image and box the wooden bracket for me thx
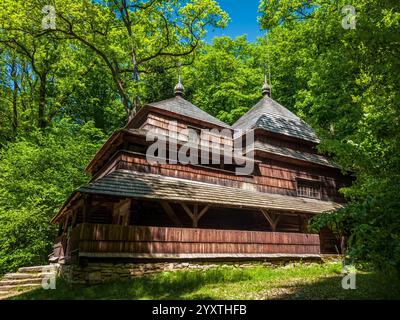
[181,203,210,227]
[113,198,131,226]
[260,209,281,232]
[161,201,183,227]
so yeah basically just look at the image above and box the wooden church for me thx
[50,77,350,264]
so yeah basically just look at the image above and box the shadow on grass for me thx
[9,264,400,300]
[262,272,400,300]
[10,267,251,300]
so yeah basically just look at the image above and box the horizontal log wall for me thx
[69,223,320,256]
[142,113,233,149]
[115,152,346,202]
[91,111,349,202]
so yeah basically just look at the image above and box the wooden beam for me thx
[198,205,210,221]
[63,213,70,233]
[261,209,274,226]
[274,214,281,229]
[82,196,89,223]
[71,198,84,211]
[180,203,210,227]
[113,198,130,213]
[112,198,131,225]
[71,209,78,227]
[260,209,281,232]
[298,214,308,233]
[193,204,198,216]
[181,203,194,220]
[160,201,183,227]
[193,205,199,227]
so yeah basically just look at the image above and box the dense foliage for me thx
[0,0,229,274]
[0,120,105,274]
[183,36,264,124]
[0,0,399,274]
[259,0,400,271]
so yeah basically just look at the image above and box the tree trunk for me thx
[11,60,18,133]
[341,234,348,255]
[38,73,47,129]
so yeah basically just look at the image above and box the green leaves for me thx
[43,0,228,114]
[0,119,105,274]
[0,0,399,274]
[183,36,263,124]
[0,0,229,130]
[260,0,400,271]
[258,0,315,30]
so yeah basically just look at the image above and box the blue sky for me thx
[206,0,265,42]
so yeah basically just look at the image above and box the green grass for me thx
[9,262,400,300]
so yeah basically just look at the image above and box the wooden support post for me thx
[161,201,183,227]
[298,214,308,233]
[82,196,88,223]
[260,209,281,232]
[181,203,210,227]
[72,209,79,227]
[68,198,89,227]
[63,213,70,233]
[298,215,302,232]
[113,198,131,226]
[193,204,198,227]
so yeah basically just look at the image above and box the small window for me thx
[296,179,321,199]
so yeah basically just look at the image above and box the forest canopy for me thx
[0,0,399,274]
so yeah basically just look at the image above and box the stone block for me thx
[88,272,102,283]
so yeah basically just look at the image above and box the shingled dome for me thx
[232,95,319,143]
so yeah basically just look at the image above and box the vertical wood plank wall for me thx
[69,223,321,256]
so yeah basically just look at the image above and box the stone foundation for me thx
[59,259,324,284]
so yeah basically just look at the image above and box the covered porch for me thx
[51,170,342,263]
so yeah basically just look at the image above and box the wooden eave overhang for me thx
[51,191,82,224]
[51,169,343,224]
[245,141,339,169]
[85,128,147,174]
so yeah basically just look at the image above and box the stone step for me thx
[0,283,42,292]
[18,265,58,274]
[0,264,59,299]
[3,272,56,280]
[0,277,43,286]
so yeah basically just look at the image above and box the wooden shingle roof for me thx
[77,170,342,214]
[232,96,319,143]
[249,141,337,168]
[147,96,230,129]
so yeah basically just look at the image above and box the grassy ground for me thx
[9,262,400,300]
